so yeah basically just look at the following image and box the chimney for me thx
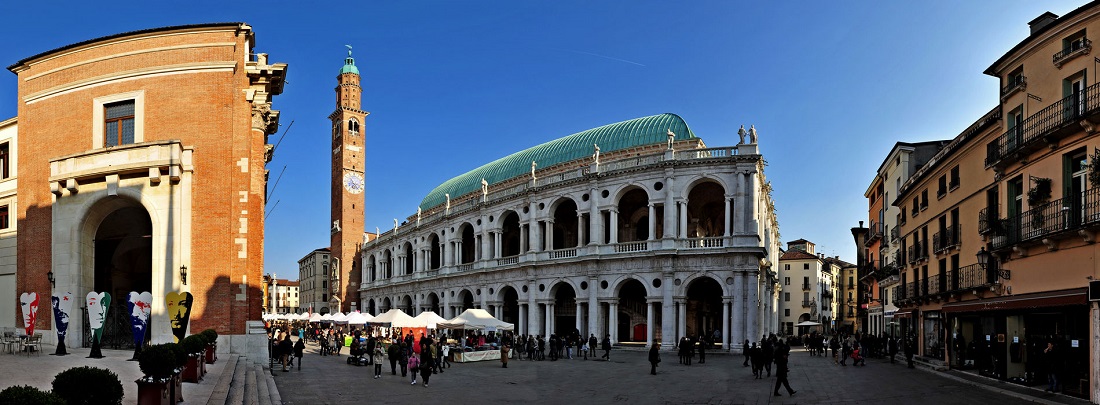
[1028,12,1059,35]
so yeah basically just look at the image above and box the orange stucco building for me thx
[882,4,1100,401]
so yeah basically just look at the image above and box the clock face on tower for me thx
[343,172,364,194]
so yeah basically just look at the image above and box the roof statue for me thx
[592,143,600,165]
[345,44,352,57]
[749,125,758,144]
[531,161,537,181]
[738,125,747,145]
[667,128,675,150]
[376,227,380,236]
[481,178,488,197]
[416,206,422,226]
[393,218,399,231]
[445,193,451,213]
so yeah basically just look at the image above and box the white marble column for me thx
[519,303,528,335]
[732,274,745,345]
[661,275,674,349]
[746,272,760,343]
[495,305,503,320]
[588,277,598,339]
[528,286,538,336]
[575,302,584,334]
[647,203,656,241]
[442,291,450,318]
[495,232,502,259]
[546,220,555,250]
[664,176,676,238]
[609,303,619,344]
[577,213,586,246]
[609,209,619,244]
[521,224,529,253]
[723,195,732,237]
[645,300,655,348]
[679,201,688,238]
[747,172,759,235]
[548,304,556,335]
[677,298,687,342]
[722,298,731,350]
[589,198,601,245]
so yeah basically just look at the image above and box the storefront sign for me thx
[1072,340,1079,348]
[1012,336,1018,343]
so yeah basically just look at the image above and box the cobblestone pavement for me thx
[271,342,1078,405]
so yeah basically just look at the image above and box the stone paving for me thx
[272,342,1088,405]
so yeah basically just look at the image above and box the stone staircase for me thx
[204,354,281,405]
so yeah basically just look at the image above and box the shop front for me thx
[942,288,1090,399]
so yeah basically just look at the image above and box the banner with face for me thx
[51,292,73,340]
[127,291,153,348]
[19,292,39,335]
[86,292,111,343]
[166,291,193,343]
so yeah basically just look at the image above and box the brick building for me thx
[1,23,286,350]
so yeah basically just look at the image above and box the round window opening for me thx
[600,280,608,289]
[582,194,590,201]
[523,207,530,214]
[477,219,482,225]
[476,289,481,296]
[601,190,610,198]
[489,288,494,295]
[652,279,662,288]
[580,281,588,290]
[539,284,546,292]
[538,203,545,210]
[522,285,529,293]
[654,182,664,191]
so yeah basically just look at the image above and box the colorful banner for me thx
[166,291,193,343]
[19,292,39,335]
[86,292,111,343]
[127,291,152,348]
[51,292,73,339]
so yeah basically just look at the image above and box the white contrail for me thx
[557,48,646,67]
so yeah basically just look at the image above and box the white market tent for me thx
[345,311,374,325]
[296,313,310,321]
[438,309,514,331]
[412,311,449,329]
[321,313,335,322]
[369,308,419,328]
[795,321,822,326]
[308,313,323,322]
[331,312,349,323]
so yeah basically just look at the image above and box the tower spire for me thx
[340,45,358,75]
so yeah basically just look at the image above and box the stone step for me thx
[205,354,241,405]
[244,363,257,405]
[226,356,248,405]
[254,364,271,405]
[264,367,282,405]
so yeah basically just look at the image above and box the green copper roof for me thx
[340,56,358,75]
[420,113,696,211]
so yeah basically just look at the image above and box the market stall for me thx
[437,309,514,362]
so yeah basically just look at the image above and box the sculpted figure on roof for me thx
[531,161,537,181]
[481,178,489,199]
[738,125,747,145]
[592,144,600,165]
[749,125,758,144]
[667,128,675,150]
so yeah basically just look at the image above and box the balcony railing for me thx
[801,300,815,308]
[614,242,648,253]
[1053,37,1092,67]
[685,237,724,248]
[867,221,884,244]
[548,248,578,259]
[979,205,999,235]
[932,225,959,253]
[802,283,811,291]
[1001,75,1027,99]
[991,187,1100,250]
[987,80,1100,168]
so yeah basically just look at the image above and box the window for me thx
[784,309,790,317]
[348,119,360,137]
[912,197,919,217]
[848,276,853,286]
[949,166,960,190]
[920,189,928,210]
[0,142,8,180]
[1064,29,1087,52]
[104,100,135,147]
[784,264,789,270]
[784,292,790,302]
[0,205,8,229]
[784,277,790,285]
[322,293,327,302]
[803,263,809,270]
[937,176,947,199]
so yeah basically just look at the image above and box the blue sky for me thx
[0,1,1087,279]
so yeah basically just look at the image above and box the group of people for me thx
[738,334,796,397]
[270,329,306,372]
[676,333,713,365]
[508,331,613,362]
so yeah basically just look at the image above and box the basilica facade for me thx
[354,108,782,350]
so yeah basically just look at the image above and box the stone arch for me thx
[496,284,521,326]
[401,294,413,313]
[548,197,580,249]
[381,250,392,278]
[367,254,377,282]
[366,299,375,315]
[609,274,654,297]
[428,232,441,269]
[456,288,475,310]
[424,292,440,315]
[548,279,579,336]
[498,210,522,257]
[683,178,728,238]
[381,297,392,312]
[612,276,650,342]
[458,222,475,264]
[402,242,414,275]
[683,274,724,338]
[614,185,656,242]
[676,271,730,297]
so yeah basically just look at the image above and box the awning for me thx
[941,287,1087,314]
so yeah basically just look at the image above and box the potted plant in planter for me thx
[52,366,124,405]
[0,385,65,405]
[201,329,219,364]
[180,334,208,383]
[166,343,187,404]
[136,344,176,405]
[1027,177,1052,228]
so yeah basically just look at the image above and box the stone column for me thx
[577,213,586,246]
[662,274,674,349]
[746,272,760,343]
[519,303,528,335]
[575,302,584,335]
[647,203,656,241]
[442,290,450,318]
[480,289,487,309]
[588,277,598,339]
[724,195,732,237]
[747,172,759,235]
[528,285,538,336]
[521,224,529,253]
[664,176,676,238]
[679,201,688,238]
[732,274,745,345]
[495,305,503,320]
[495,232,502,259]
[609,209,619,244]
[722,298,731,351]
[645,300,655,348]
[548,303,556,335]
[609,302,619,344]
[589,198,600,245]
[546,220,555,251]
[676,298,687,343]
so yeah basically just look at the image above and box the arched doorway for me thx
[499,286,519,326]
[617,279,647,342]
[366,299,376,316]
[401,295,413,314]
[552,283,577,336]
[402,243,413,275]
[500,212,521,257]
[617,188,653,242]
[460,225,475,264]
[424,293,440,315]
[92,205,152,349]
[458,290,474,311]
[685,276,722,338]
[552,200,579,249]
[686,181,726,237]
[429,234,441,269]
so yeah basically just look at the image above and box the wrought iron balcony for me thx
[986,81,1100,169]
[866,221,884,245]
[932,226,959,253]
[990,187,1100,250]
[1053,37,1092,68]
[1001,75,1027,99]
[978,205,1000,235]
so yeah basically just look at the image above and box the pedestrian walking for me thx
[440,344,451,370]
[773,352,796,397]
[399,343,409,377]
[742,339,751,367]
[372,346,384,379]
[904,336,915,369]
[648,342,661,375]
[698,333,707,364]
[588,334,598,360]
[387,341,400,375]
[293,337,305,371]
[1043,342,1059,392]
[749,342,762,378]
[278,334,293,372]
[762,337,774,376]
[420,346,434,387]
[408,352,421,385]
[888,336,898,364]
[601,334,612,361]
[501,343,510,368]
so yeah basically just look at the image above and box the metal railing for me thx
[987,80,1100,167]
[890,227,900,242]
[991,187,1100,250]
[802,283,811,291]
[979,205,999,235]
[932,225,959,253]
[1001,75,1027,97]
[801,300,815,308]
[1053,37,1092,66]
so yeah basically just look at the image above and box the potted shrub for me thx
[136,344,176,405]
[180,335,208,383]
[0,385,65,405]
[166,343,187,404]
[52,366,124,405]
[201,329,219,364]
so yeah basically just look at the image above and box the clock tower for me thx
[328,48,367,313]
